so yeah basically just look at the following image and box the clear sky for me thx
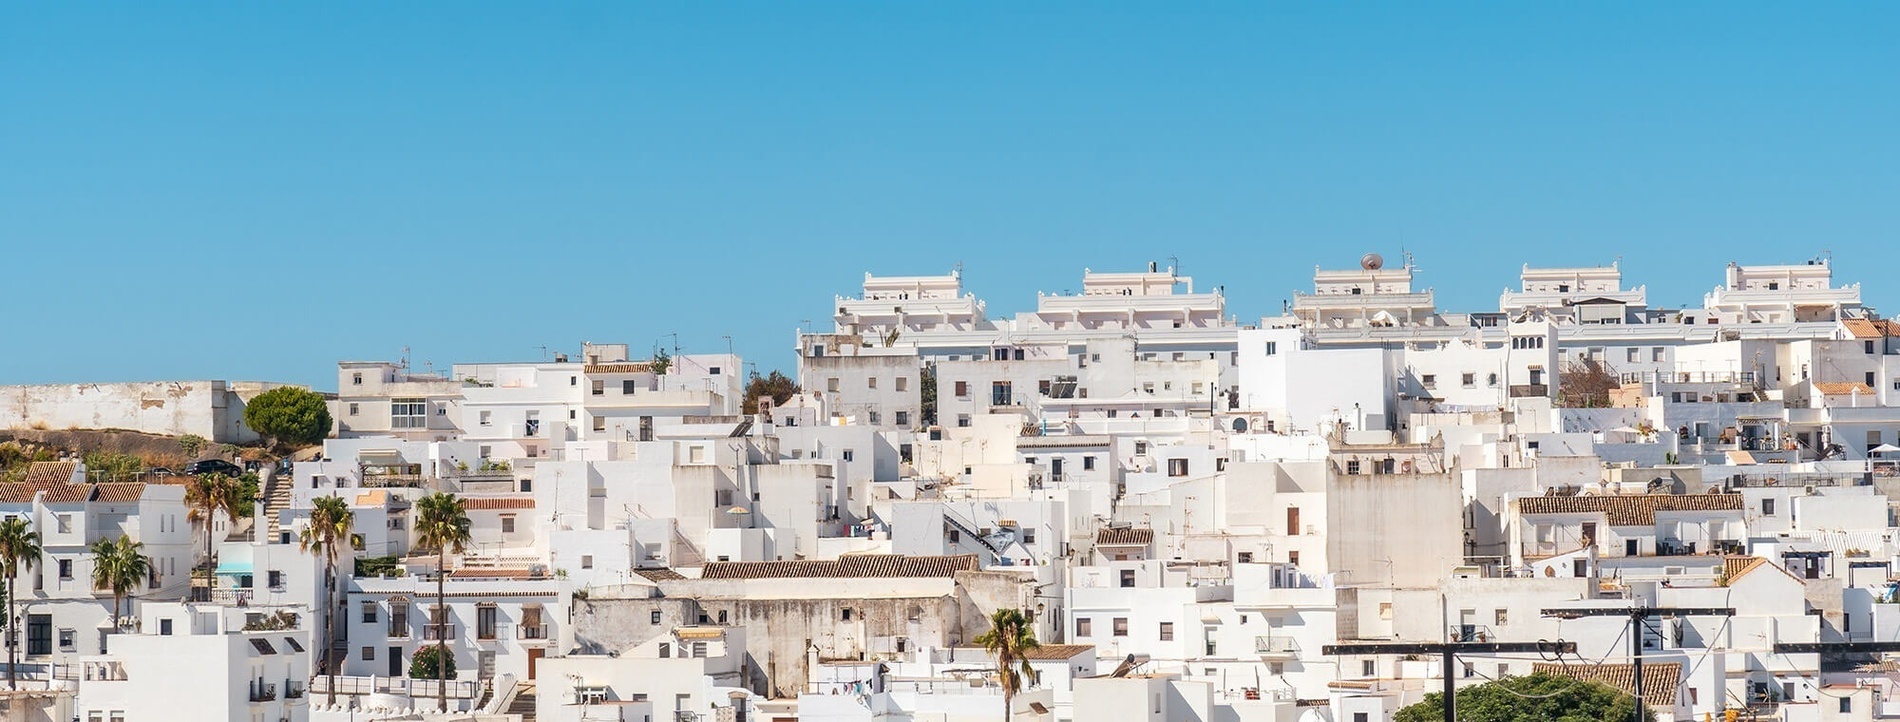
[2,4,1895,391]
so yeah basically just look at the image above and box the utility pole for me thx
[1542,606,1735,722]
[1322,640,1576,721]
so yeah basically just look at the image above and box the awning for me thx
[359,449,404,465]
[214,562,253,576]
[1725,451,1758,465]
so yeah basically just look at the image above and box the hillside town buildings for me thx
[13,254,1900,720]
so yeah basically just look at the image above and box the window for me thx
[1135,441,1148,455]
[1763,499,1775,516]
[827,378,840,392]
[1653,347,1666,362]
[651,610,663,625]
[868,411,880,424]
[841,609,853,621]
[1462,373,1475,387]
[477,605,497,640]
[992,381,1012,406]
[1263,341,1278,356]
[896,377,908,391]
[56,515,70,534]
[841,450,854,462]
[1627,348,1640,363]
[57,559,71,580]
[1120,569,1136,588]
[1112,618,1128,637]
[954,381,969,397]
[1495,609,1508,625]
[1362,660,1376,677]
[1159,622,1174,641]
[268,570,283,589]
[1487,373,1499,387]
[159,619,172,636]
[362,602,378,623]
[581,555,594,569]
[1378,603,1393,620]
[390,603,407,633]
[868,377,878,389]
[592,416,606,432]
[352,372,363,386]
[349,403,359,416]
[479,411,491,427]
[591,379,604,396]
[1346,459,1361,475]
[1422,374,1436,389]
[1168,458,1188,477]
[362,646,375,660]
[1083,456,1096,470]
[1075,618,1092,637]
[500,516,516,533]
[1842,697,1853,713]
[391,398,427,429]
[895,411,909,426]
[57,628,74,651]
[1237,551,1254,564]
[957,414,971,428]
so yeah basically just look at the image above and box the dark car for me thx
[184,459,245,477]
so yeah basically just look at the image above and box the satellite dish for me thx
[1361,253,1385,270]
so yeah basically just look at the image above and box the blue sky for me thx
[2,4,1895,390]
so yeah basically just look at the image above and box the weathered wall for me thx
[0,381,293,443]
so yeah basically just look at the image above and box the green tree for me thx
[0,518,39,690]
[415,492,471,709]
[408,645,457,680]
[1393,672,1653,722]
[184,473,243,601]
[920,366,937,426]
[973,608,1039,721]
[177,434,206,458]
[88,534,151,634]
[742,370,800,415]
[299,496,355,705]
[651,349,673,375]
[241,386,333,449]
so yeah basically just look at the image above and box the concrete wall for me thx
[0,380,293,443]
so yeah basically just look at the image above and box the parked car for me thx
[184,459,244,477]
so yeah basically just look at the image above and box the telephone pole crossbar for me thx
[1541,607,1736,722]
[1322,640,1576,721]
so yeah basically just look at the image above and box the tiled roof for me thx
[1842,318,1900,339]
[1531,661,1680,709]
[36,482,93,505]
[950,644,1094,660]
[23,462,77,486]
[92,483,147,503]
[1096,527,1154,546]
[585,363,653,374]
[1815,381,1876,395]
[1515,493,1743,526]
[0,484,43,504]
[635,568,686,582]
[698,554,978,580]
[462,497,535,510]
[1722,555,1803,586]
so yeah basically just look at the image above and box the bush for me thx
[409,645,457,680]
[355,556,400,577]
[1394,673,1652,722]
[242,387,333,448]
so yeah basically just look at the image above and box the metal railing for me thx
[423,622,456,641]
[1254,635,1300,654]
[517,624,549,640]
[250,681,277,702]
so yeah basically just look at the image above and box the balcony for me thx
[1509,384,1549,398]
[423,623,456,641]
[1255,635,1300,658]
[360,463,425,488]
[388,621,410,639]
[285,681,305,699]
[250,681,277,702]
[517,623,550,640]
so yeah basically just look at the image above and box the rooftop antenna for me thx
[1167,254,1179,275]
[400,346,411,371]
[535,345,550,361]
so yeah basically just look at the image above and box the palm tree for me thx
[0,518,41,690]
[414,492,470,710]
[973,608,1040,721]
[184,473,241,602]
[89,535,151,635]
[299,495,354,705]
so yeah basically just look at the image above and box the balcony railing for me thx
[285,681,305,699]
[423,623,455,641]
[1509,384,1549,398]
[517,623,550,640]
[250,681,277,702]
[388,621,409,638]
[1255,635,1300,655]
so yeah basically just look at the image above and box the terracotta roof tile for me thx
[1815,381,1876,396]
[448,567,543,579]
[23,462,77,486]
[698,554,978,580]
[1515,493,1742,526]
[92,483,147,504]
[1531,661,1680,709]
[462,497,535,510]
[1096,527,1154,546]
[36,483,92,505]
[1842,318,1900,339]
[635,568,686,582]
[585,363,653,374]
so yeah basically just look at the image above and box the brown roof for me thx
[585,363,653,374]
[1020,644,1095,660]
[36,482,92,505]
[635,568,686,582]
[1532,661,1680,709]
[1722,555,1803,586]
[1096,527,1154,546]
[22,462,77,486]
[1815,381,1876,396]
[698,554,978,580]
[1842,318,1900,339]
[462,497,535,510]
[92,483,147,504]
[1515,494,1743,526]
